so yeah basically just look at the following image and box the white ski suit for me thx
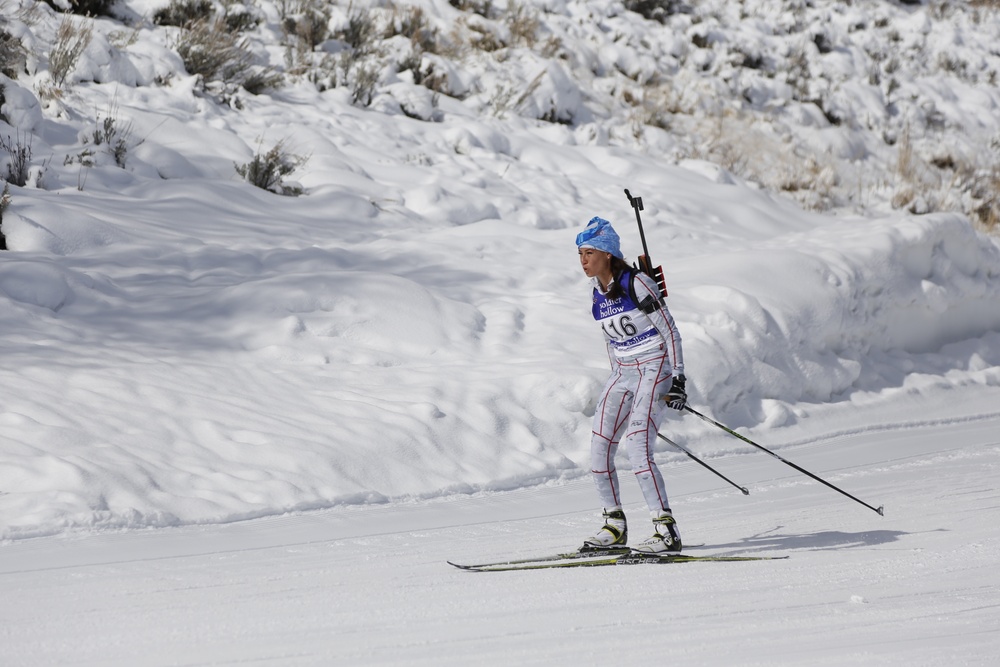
[589,269,684,512]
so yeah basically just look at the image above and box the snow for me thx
[2,409,999,665]
[1,0,1000,664]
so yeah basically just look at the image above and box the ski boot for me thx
[581,508,628,552]
[632,508,682,553]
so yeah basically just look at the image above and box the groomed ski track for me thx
[2,400,999,666]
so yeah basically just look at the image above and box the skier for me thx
[576,216,687,553]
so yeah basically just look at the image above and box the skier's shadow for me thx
[706,528,917,554]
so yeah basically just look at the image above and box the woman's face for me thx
[579,247,612,278]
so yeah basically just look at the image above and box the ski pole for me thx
[657,432,749,495]
[684,406,885,516]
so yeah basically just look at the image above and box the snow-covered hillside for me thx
[4,0,1000,221]
[0,0,999,540]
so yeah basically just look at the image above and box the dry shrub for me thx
[624,0,685,23]
[969,164,1000,231]
[890,126,932,212]
[467,21,504,52]
[49,16,93,87]
[506,1,539,48]
[384,5,440,54]
[283,1,329,50]
[0,182,10,250]
[154,0,214,27]
[42,0,115,17]
[449,0,495,19]
[235,139,308,195]
[176,17,281,94]
[1,28,27,78]
[340,10,377,55]
[350,62,378,106]
[177,18,251,80]
[1,131,31,186]
[92,112,134,168]
[280,0,331,76]
[630,83,690,132]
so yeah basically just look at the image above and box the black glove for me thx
[665,375,687,411]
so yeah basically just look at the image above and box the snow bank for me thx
[3,163,999,540]
[673,213,1000,428]
[1,0,1000,539]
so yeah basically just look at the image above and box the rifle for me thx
[624,189,667,297]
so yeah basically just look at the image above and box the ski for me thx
[449,550,786,572]
[448,543,708,571]
[449,546,632,570]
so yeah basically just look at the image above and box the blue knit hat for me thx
[575,216,623,258]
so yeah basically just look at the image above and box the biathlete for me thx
[576,216,687,553]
